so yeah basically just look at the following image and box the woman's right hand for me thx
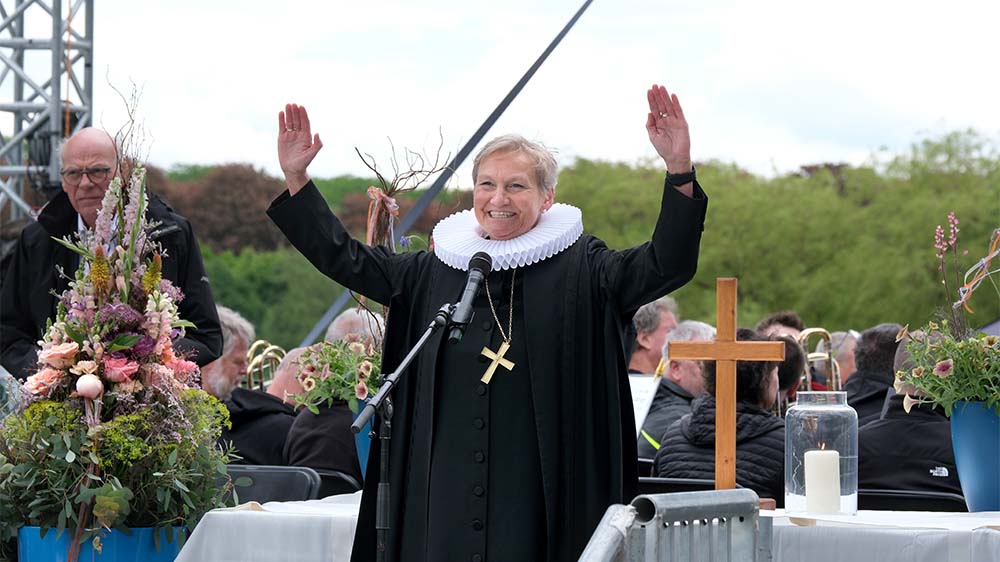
[278,103,323,195]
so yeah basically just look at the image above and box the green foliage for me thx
[312,175,379,208]
[0,391,234,544]
[201,247,345,349]
[165,164,215,182]
[899,327,1000,416]
[557,131,1000,332]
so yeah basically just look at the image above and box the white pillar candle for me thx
[804,449,841,513]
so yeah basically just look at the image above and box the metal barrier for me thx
[579,489,772,562]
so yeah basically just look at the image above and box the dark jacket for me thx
[654,395,785,504]
[0,191,222,379]
[858,394,962,495]
[222,387,297,466]
[637,379,695,458]
[845,369,894,427]
[283,402,363,484]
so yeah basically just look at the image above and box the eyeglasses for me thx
[60,166,112,186]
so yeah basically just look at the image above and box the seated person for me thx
[845,323,901,427]
[858,331,962,496]
[637,320,714,458]
[628,296,679,374]
[775,335,808,408]
[203,305,295,465]
[279,309,386,486]
[654,329,785,504]
[755,310,805,339]
[813,330,858,387]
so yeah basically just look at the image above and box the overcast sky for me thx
[8,0,1000,186]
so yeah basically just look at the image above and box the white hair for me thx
[662,320,716,361]
[216,305,255,355]
[324,308,385,346]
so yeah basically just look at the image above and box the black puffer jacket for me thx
[637,380,696,458]
[845,369,894,427]
[654,395,785,504]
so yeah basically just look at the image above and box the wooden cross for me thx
[480,342,515,384]
[667,278,785,490]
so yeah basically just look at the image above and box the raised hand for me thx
[278,103,323,195]
[645,84,692,173]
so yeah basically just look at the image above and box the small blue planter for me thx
[353,409,372,476]
[951,400,1000,512]
[18,526,184,562]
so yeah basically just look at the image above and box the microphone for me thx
[448,252,493,344]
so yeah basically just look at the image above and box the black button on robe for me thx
[268,178,707,562]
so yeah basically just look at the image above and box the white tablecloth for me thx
[767,510,1000,562]
[175,492,362,562]
[176,495,1000,562]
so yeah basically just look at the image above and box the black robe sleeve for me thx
[266,181,411,306]
[594,178,708,316]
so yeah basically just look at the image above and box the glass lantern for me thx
[784,391,858,515]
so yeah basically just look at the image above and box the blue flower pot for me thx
[353,409,372,477]
[951,401,1000,511]
[18,526,184,562]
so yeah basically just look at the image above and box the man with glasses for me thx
[0,128,222,379]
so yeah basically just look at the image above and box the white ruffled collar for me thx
[431,203,583,271]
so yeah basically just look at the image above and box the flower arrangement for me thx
[0,163,234,558]
[894,215,1000,415]
[287,337,382,415]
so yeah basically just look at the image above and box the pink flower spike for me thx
[933,359,953,378]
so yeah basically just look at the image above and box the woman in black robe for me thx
[268,84,708,562]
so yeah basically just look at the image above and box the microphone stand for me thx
[351,303,457,562]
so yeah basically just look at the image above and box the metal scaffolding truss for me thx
[0,0,93,221]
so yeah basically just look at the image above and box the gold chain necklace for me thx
[479,268,516,384]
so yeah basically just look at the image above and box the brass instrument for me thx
[245,340,286,391]
[796,328,842,392]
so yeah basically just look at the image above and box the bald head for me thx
[61,128,118,227]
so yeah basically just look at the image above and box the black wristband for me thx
[666,165,696,187]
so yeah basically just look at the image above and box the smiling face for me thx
[60,128,117,228]
[473,150,554,240]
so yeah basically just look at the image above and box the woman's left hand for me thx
[645,84,692,173]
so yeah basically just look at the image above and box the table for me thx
[174,493,361,562]
[767,510,1000,562]
[176,495,1000,562]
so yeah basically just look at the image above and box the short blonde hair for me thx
[472,134,558,194]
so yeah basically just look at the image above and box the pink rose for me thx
[24,368,65,397]
[38,342,80,369]
[355,381,369,400]
[103,356,140,383]
[76,374,104,400]
[166,357,199,378]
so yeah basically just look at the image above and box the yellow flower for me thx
[302,376,316,392]
[90,246,112,299]
[348,342,366,355]
[358,360,373,380]
[141,253,163,295]
[911,366,924,378]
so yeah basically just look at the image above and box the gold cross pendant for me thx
[480,341,515,384]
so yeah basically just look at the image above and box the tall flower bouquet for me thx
[894,215,1000,415]
[0,163,233,559]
